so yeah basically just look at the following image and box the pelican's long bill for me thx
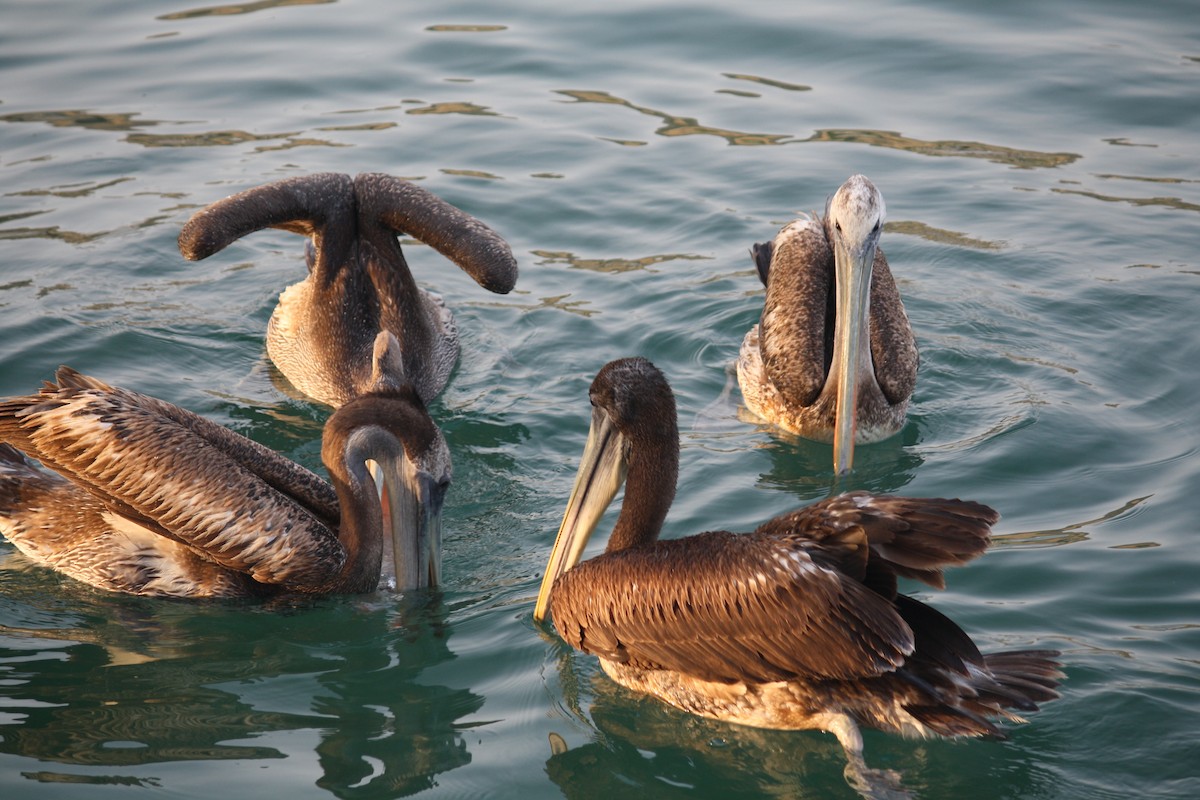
[370,454,445,592]
[533,405,627,622]
[829,218,880,476]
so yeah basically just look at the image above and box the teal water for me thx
[1,1,1198,797]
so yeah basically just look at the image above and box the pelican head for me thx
[824,174,886,474]
[533,358,677,622]
[326,353,451,593]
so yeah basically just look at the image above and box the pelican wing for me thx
[866,249,918,406]
[356,172,518,294]
[0,449,262,597]
[178,172,356,280]
[549,528,914,684]
[0,369,345,590]
[179,172,518,295]
[549,492,998,684]
[50,368,340,524]
[755,492,997,590]
[757,218,833,409]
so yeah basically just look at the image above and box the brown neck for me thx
[329,470,385,593]
[607,417,679,554]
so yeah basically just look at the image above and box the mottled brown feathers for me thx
[550,492,1000,685]
[753,492,996,590]
[0,366,443,598]
[551,528,915,684]
[0,369,345,591]
[757,218,834,410]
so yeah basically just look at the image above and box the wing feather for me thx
[0,372,344,589]
[550,528,913,684]
[867,248,918,406]
[755,492,996,590]
[758,217,833,410]
[549,492,998,685]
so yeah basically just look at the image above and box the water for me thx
[1,0,1198,797]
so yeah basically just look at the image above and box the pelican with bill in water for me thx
[0,332,448,598]
[737,174,917,474]
[179,172,518,408]
[535,357,1061,793]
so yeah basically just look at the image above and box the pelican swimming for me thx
[737,174,917,474]
[0,332,449,598]
[178,172,518,408]
[535,357,1060,790]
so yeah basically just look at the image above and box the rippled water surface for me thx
[2,1,1198,798]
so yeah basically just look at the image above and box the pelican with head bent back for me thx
[738,174,917,474]
[535,358,1060,793]
[0,332,449,598]
[179,172,518,408]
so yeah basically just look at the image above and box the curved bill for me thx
[830,235,878,476]
[371,458,444,592]
[533,406,627,623]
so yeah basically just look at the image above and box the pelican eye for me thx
[834,220,842,233]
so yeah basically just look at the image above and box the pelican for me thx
[178,172,518,408]
[737,174,917,474]
[535,358,1060,790]
[0,332,449,598]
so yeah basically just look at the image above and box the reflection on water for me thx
[746,415,922,499]
[311,599,484,798]
[993,495,1152,549]
[157,0,336,21]
[127,130,307,148]
[0,593,485,797]
[0,110,158,133]
[554,90,1081,165]
[440,168,502,180]
[533,249,711,275]
[721,73,811,92]
[885,221,1003,251]
[1050,185,1200,213]
[407,103,502,117]
[557,90,794,147]
[0,224,102,245]
[545,663,856,800]
[1094,173,1200,185]
[316,122,398,132]
[7,178,134,199]
[0,109,352,151]
[1,97,1080,170]
[425,25,507,33]
[21,771,161,788]
[799,130,1079,168]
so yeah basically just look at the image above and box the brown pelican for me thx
[178,172,518,407]
[0,333,449,598]
[535,357,1060,790]
[737,174,917,474]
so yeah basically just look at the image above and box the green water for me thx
[1,1,1198,798]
